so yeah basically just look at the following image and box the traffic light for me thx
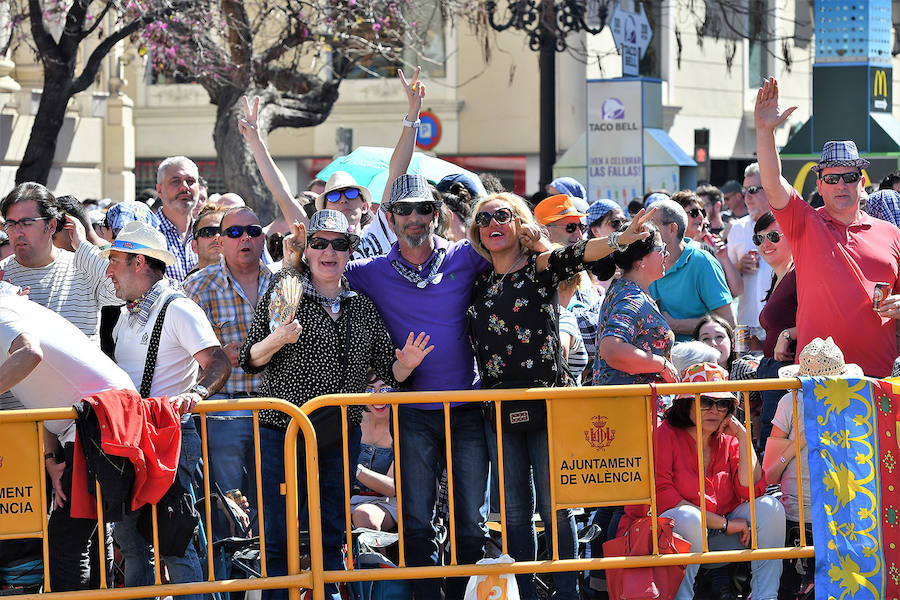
[694,128,710,182]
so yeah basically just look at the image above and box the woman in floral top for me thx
[466,192,654,600]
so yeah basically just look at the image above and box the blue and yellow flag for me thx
[802,377,900,600]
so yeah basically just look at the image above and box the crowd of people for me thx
[1,71,898,600]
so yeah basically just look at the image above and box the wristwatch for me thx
[190,384,210,399]
[401,114,420,128]
[781,330,793,342]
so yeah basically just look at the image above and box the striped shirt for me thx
[0,244,119,342]
[559,306,587,383]
[183,257,273,395]
[157,209,197,282]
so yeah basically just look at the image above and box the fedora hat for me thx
[534,194,586,225]
[100,221,176,266]
[810,140,870,173]
[779,336,864,378]
[315,171,372,211]
[307,209,360,248]
[676,362,736,401]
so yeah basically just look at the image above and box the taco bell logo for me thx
[601,98,625,120]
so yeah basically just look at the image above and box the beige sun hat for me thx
[315,171,372,211]
[778,336,864,378]
[100,221,176,266]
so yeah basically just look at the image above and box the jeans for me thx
[48,443,98,591]
[499,428,577,600]
[112,420,205,600]
[397,404,489,600]
[662,495,785,600]
[259,425,360,600]
[204,399,257,539]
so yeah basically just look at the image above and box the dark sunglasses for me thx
[605,217,625,230]
[474,208,514,228]
[389,202,436,216]
[552,221,586,234]
[307,236,352,252]
[699,397,732,412]
[819,171,861,185]
[687,207,706,219]
[752,231,784,246]
[325,188,361,203]
[195,226,220,238]
[744,185,763,195]
[222,224,263,239]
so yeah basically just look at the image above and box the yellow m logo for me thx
[874,70,888,97]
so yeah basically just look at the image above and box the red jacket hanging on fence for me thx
[70,388,181,519]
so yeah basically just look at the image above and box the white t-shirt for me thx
[355,209,396,260]
[726,215,774,330]
[771,391,810,523]
[112,286,220,398]
[0,295,135,444]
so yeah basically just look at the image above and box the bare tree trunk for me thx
[15,64,73,185]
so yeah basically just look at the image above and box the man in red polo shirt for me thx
[754,77,900,377]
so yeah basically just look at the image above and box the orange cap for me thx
[675,362,736,400]
[533,194,586,225]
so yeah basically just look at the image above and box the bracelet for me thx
[607,231,626,252]
[722,517,729,532]
[44,452,60,461]
[401,114,420,128]
[781,329,792,341]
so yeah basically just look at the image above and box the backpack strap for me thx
[139,294,182,398]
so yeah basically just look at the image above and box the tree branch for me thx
[59,0,90,57]
[220,0,253,85]
[27,0,62,65]
[80,0,116,40]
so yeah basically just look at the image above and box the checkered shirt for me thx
[184,257,274,395]
[157,209,197,282]
[866,190,900,228]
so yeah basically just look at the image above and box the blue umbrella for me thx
[316,146,486,203]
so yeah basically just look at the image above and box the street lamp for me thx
[487,0,611,189]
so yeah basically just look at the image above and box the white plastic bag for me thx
[463,555,521,600]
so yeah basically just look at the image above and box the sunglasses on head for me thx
[552,221,586,234]
[744,185,763,195]
[307,236,352,252]
[222,224,263,239]
[195,226,220,238]
[819,171,861,185]
[699,397,732,412]
[687,207,707,219]
[389,202,436,216]
[752,231,784,246]
[325,188,362,203]
[474,208,514,228]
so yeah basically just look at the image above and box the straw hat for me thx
[778,337,864,378]
[315,171,372,211]
[100,221,176,266]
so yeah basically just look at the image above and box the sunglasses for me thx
[752,231,784,246]
[606,217,625,230]
[651,244,669,256]
[551,221,586,234]
[222,224,263,239]
[307,236,352,252]
[819,171,861,185]
[389,202,436,216]
[474,208,514,228]
[325,188,361,203]
[744,185,763,195]
[699,397,733,412]
[195,226,220,239]
[687,207,706,219]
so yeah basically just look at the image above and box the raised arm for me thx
[381,67,425,205]
[239,96,309,227]
[754,77,798,210]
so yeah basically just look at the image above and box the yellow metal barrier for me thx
[303,377,814,599]
[0,379,815,599]
[0,398,321,600]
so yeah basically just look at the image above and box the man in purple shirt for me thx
[346,174,490,599]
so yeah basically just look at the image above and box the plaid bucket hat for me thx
[387,174,435,207]
[307,209,360,248]
[810,140,870,173]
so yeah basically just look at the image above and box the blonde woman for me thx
[466,192,652,599]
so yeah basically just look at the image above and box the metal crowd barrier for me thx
[0,379,815,600]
